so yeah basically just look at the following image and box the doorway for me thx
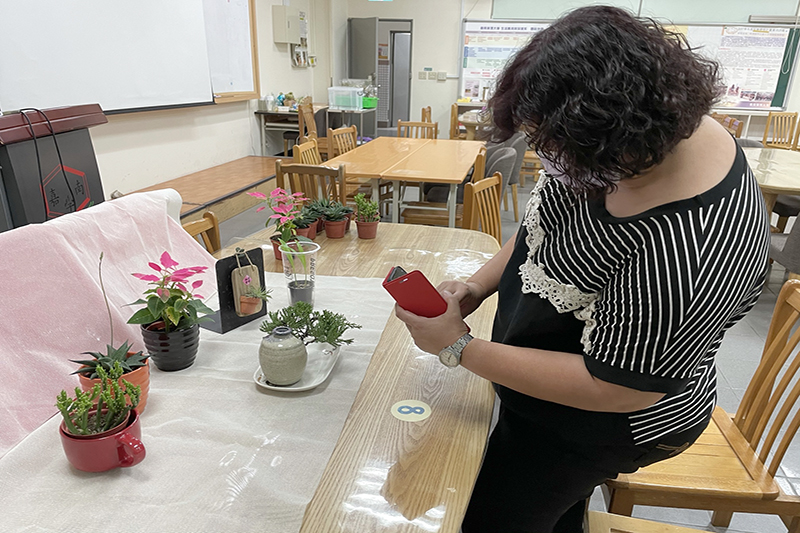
[377,20,412,131]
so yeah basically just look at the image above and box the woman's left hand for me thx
[394,290,470,355]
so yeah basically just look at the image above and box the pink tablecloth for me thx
[0,190,216,457]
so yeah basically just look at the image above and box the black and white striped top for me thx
[492,145,770,445]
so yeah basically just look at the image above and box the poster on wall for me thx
[461,20,795,110]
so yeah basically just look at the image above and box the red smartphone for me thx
[383,266,447,318]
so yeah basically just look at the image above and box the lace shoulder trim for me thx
[518,173,599,349]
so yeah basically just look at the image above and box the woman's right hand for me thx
[437,280,487,318]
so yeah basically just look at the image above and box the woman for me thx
[395,6,769,533]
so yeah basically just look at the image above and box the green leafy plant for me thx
[56,362,141,436]
[323,202,349,222]
[306,198,334,220]
[292,206,318,229]
[353,193,380,222]
[242,274,272,301]
[127,252,214,333]
[71,253,148,379]
[260,301,361,347]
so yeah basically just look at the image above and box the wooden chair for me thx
[463,172,502,244]
[519,149,542,188]
[763,111,798,150]
[397,120,438,139]
[400,146,487,228]
[586,511,706,533]
[327,125,358,157]
[450,103,467,140]
[275,160,346,205]
[604,278,800,532]
[293,137,323,165]
[421,106,432,122]
[722,116,744,138]
[298,97,328,159]
[181,211,221,254]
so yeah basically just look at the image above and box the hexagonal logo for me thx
[41,164,91,219]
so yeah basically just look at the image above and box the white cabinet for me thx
[272,5,301,44]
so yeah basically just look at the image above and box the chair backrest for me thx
[398,120,438,139]
[293,137,323,165]
[710,112,727,125]
[449,103,462,139]
[734,279,800,477]
[421,106,432,122]
[504,133,529,186]
[276,160,346,204]
[327,125,358,157]
[472,146,487,183]
[297,96,318,138]
[763,111,798,149]
[181,211,221,254]
[463,172,502,244]
[485,148,517,192]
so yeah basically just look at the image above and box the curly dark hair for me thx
[488,6,720,190]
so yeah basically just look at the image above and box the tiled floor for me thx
[219,178,796,532]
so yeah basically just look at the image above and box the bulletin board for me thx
[460,19,800,111]
[203,0,261,103]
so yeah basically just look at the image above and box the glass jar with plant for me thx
[280,239,321,306]
[353,192,380,239]
[323,202,349,239]
[127,252,213,371]
[247,188,308,260]
[72,252,151,410]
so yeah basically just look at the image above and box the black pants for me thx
[461,404,708,533]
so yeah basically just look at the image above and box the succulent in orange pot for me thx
[71,253,151,411]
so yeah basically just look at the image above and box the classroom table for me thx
[742,147,800,212]
[325,137,485,227]
[0,223,498,533]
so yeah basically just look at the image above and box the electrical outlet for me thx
[427,71,437,80]
[437,71,447,81]
[418,71,427,80]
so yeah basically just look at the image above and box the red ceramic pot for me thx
[325,220,347,239]
[78,356,150,412]
[345,212,353,231]
[296,223,317,240]
[270,236,282,261]
[59,410,146,472]
[356,220,379,239]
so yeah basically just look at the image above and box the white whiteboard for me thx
[203,0,256,96]
[0,0,214,113]
[461,20,795,110]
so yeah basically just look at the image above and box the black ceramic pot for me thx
[141,322,200,371]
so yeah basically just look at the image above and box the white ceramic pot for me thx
[258,326,308,386]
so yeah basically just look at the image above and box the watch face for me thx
[440,348,459,367]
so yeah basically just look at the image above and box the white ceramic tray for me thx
[253,344,341,392]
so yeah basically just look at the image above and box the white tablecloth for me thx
[0,273,394,533]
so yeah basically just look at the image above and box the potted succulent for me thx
[247,188,308,260]
[307,198,333,233]
[342,204,355,231]
[57,362,146,472]
[127,252,213,371]
[293,206,319,240]
[72,252,151,411]
[353,193,380,239]
[323,202,349,239]
[240,274,272,315]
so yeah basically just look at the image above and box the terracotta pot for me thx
[344,212,353,231]
[239,295,261,316]
[78,355,150,412]
[316,218,325,233]
[325,219,347,239]
[356,220,379,239]
[295,223,317,240]
[60,409,146,472]
[270,236,283,261]
[141,322,200,372]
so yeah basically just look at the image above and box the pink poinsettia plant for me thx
[247,188,308,242]
[127,251,214,333]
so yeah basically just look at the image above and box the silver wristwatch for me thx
[438,333,474,367]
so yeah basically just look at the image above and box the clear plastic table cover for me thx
[0,273,394,533]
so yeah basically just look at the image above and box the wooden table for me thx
[325,137,485,227]
[743,147,800,212]
[217,223,499,532]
